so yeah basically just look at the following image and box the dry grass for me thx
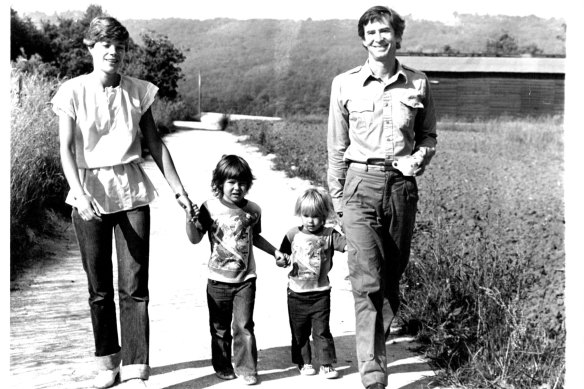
[227,115,565,388]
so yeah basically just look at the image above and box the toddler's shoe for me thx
[93,366,120,388]
[241,374,258,385]
[298,364,316,376]
[121,379,147,388]
[320,364,340,379]
[215,369,236,380]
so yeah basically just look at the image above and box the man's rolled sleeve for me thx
[413,76,438,166]
[327,76,349,212]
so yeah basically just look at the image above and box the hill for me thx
[20,11,566,116]
[120,16,565,116]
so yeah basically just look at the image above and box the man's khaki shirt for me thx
[327,59,438,211]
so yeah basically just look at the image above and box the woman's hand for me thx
[76,193,102,221]
[176,193,194,217]
[187,204,200,223]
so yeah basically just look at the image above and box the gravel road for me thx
[10,127,436,389]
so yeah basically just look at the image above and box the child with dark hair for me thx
[279,187,346,379]
[186,154,287,386]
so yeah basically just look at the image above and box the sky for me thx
[10,0,570,23]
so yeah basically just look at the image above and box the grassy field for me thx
[226,115,565,388]
[10,64,565,387]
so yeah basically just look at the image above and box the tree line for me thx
[12,7,566,118]
[11,5,186,100]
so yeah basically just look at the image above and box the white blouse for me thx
[52,74,159,214]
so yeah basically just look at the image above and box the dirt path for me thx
[10,128,436,389]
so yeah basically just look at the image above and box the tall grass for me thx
[226,115,565,388]
[9,63,195,278]
[10,67,68,274]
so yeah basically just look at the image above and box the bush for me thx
[152,96,198,134]
[9,62,196,276]
[10,67,68,275]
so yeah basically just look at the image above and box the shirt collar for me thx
[359,58,408,86]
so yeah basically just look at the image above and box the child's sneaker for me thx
[241,374,258,385]
[298,364,316,376]
[215,369,236,380]
[320,364,340,379]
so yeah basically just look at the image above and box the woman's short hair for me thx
[294,187,335,220]
[83,16,130,48]
[211,155,255,197]
[357,6,405,49]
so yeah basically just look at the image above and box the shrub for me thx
[10,67,68,274]
[152,96,198,134]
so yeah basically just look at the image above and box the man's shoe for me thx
[367,383,385,389]
[319,364,340,379]
[93,367,120,388]
[298,364,316,376]
[241,374,258,385]
[215,369,236,380]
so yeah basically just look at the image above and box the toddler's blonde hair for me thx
[294,187,335,220]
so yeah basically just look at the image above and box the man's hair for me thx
[83,16,130,48]
[357,6,405,49]
[211,154,255,197]
[294,187,335,220]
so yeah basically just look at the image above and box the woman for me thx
[51,16,194,388]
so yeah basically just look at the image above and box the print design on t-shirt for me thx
[289,234,325,281]
[210,212,257,272]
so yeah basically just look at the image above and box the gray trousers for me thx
[342,165,418,388]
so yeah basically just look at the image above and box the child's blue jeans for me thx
[72,205,151,381]
[207,278,257,376]
[287,288,336,366]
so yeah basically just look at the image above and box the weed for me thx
[226,114,565,388]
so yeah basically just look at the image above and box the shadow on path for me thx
[149,335,436,389]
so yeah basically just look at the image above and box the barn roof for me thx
[397,56,565,74]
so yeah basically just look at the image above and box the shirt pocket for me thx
[347,99,374,133]
[399,94,424,129]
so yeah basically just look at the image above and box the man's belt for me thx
[348,158,399,172]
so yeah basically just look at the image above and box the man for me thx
[327,6,437,389]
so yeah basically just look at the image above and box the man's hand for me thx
[413,163,426,176]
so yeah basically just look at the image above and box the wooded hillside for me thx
[23,11,565,116]
[120,15,565,116]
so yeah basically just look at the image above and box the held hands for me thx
[176,192,195,217]
[275,251,290,268]
[187,204,200,223]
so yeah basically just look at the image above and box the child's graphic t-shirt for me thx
[279,226,346,293]
[198,198,262,283]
